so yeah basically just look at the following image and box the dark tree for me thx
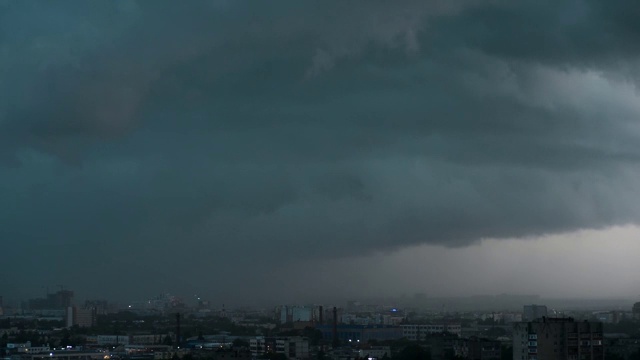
[500,345,513,360]
[260,353,287,360]
[232,338,250,348]
[302,327,323,346]
[396,344,431,360]
[485,327,507,338]
[604,352,624,360]
[163,335,173,346]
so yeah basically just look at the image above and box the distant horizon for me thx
[3,291,638,311]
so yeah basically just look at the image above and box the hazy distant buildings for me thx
[196,297,210,311]
[276,305,324,324]
[85,335,131,346]
[523,305,548,321]
[400,324,462,339]
[123,293,186,315]
[316,324,403,343]
[84,300,109,315]
[513,317,603,360]
[592,311,623,324]
[26,290,74,311]
[633,302,640,320]
[66,306,96,328]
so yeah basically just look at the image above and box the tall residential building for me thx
[66,306,96,328]
[513,317,604,360]
[523,305,548,321]
[632,302,640,320]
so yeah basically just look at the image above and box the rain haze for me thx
[2,0,640,305]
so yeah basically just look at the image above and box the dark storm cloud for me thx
[2,0,640,299]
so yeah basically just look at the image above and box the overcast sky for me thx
[2,0,640,306]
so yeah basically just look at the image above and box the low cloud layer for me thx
[2,0,640,301]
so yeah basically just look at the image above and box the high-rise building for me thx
[27,290,74,310]
[523,305,548,321]
[513,317,604,360]
[66,306,96,328]
[632,302,640,320]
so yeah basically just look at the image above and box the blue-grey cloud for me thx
[2,0,640,301]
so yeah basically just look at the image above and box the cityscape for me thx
[2,290,640,360]
[3,1,640,360]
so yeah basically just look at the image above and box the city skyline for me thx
[2,1,640,304]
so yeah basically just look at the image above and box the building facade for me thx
[85,335,131,346]
[400,324,462,340]
[66,306,96,328]
[316,325,403,344]
[249,336,309,360]
[513,317,604,360]
[358,346,391,360]
[632,302,640,320]
[453,337,501,360]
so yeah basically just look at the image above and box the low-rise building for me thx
[5,342,50,355]
[316,325,403,344]
[85,335,130,346]
[12,350,102,360]
[249,336,309,360]
[357,346,391,360]
[131,335,165,345]
[632,302,640,321]
[523,305,548,322]
[400,324,462,340]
